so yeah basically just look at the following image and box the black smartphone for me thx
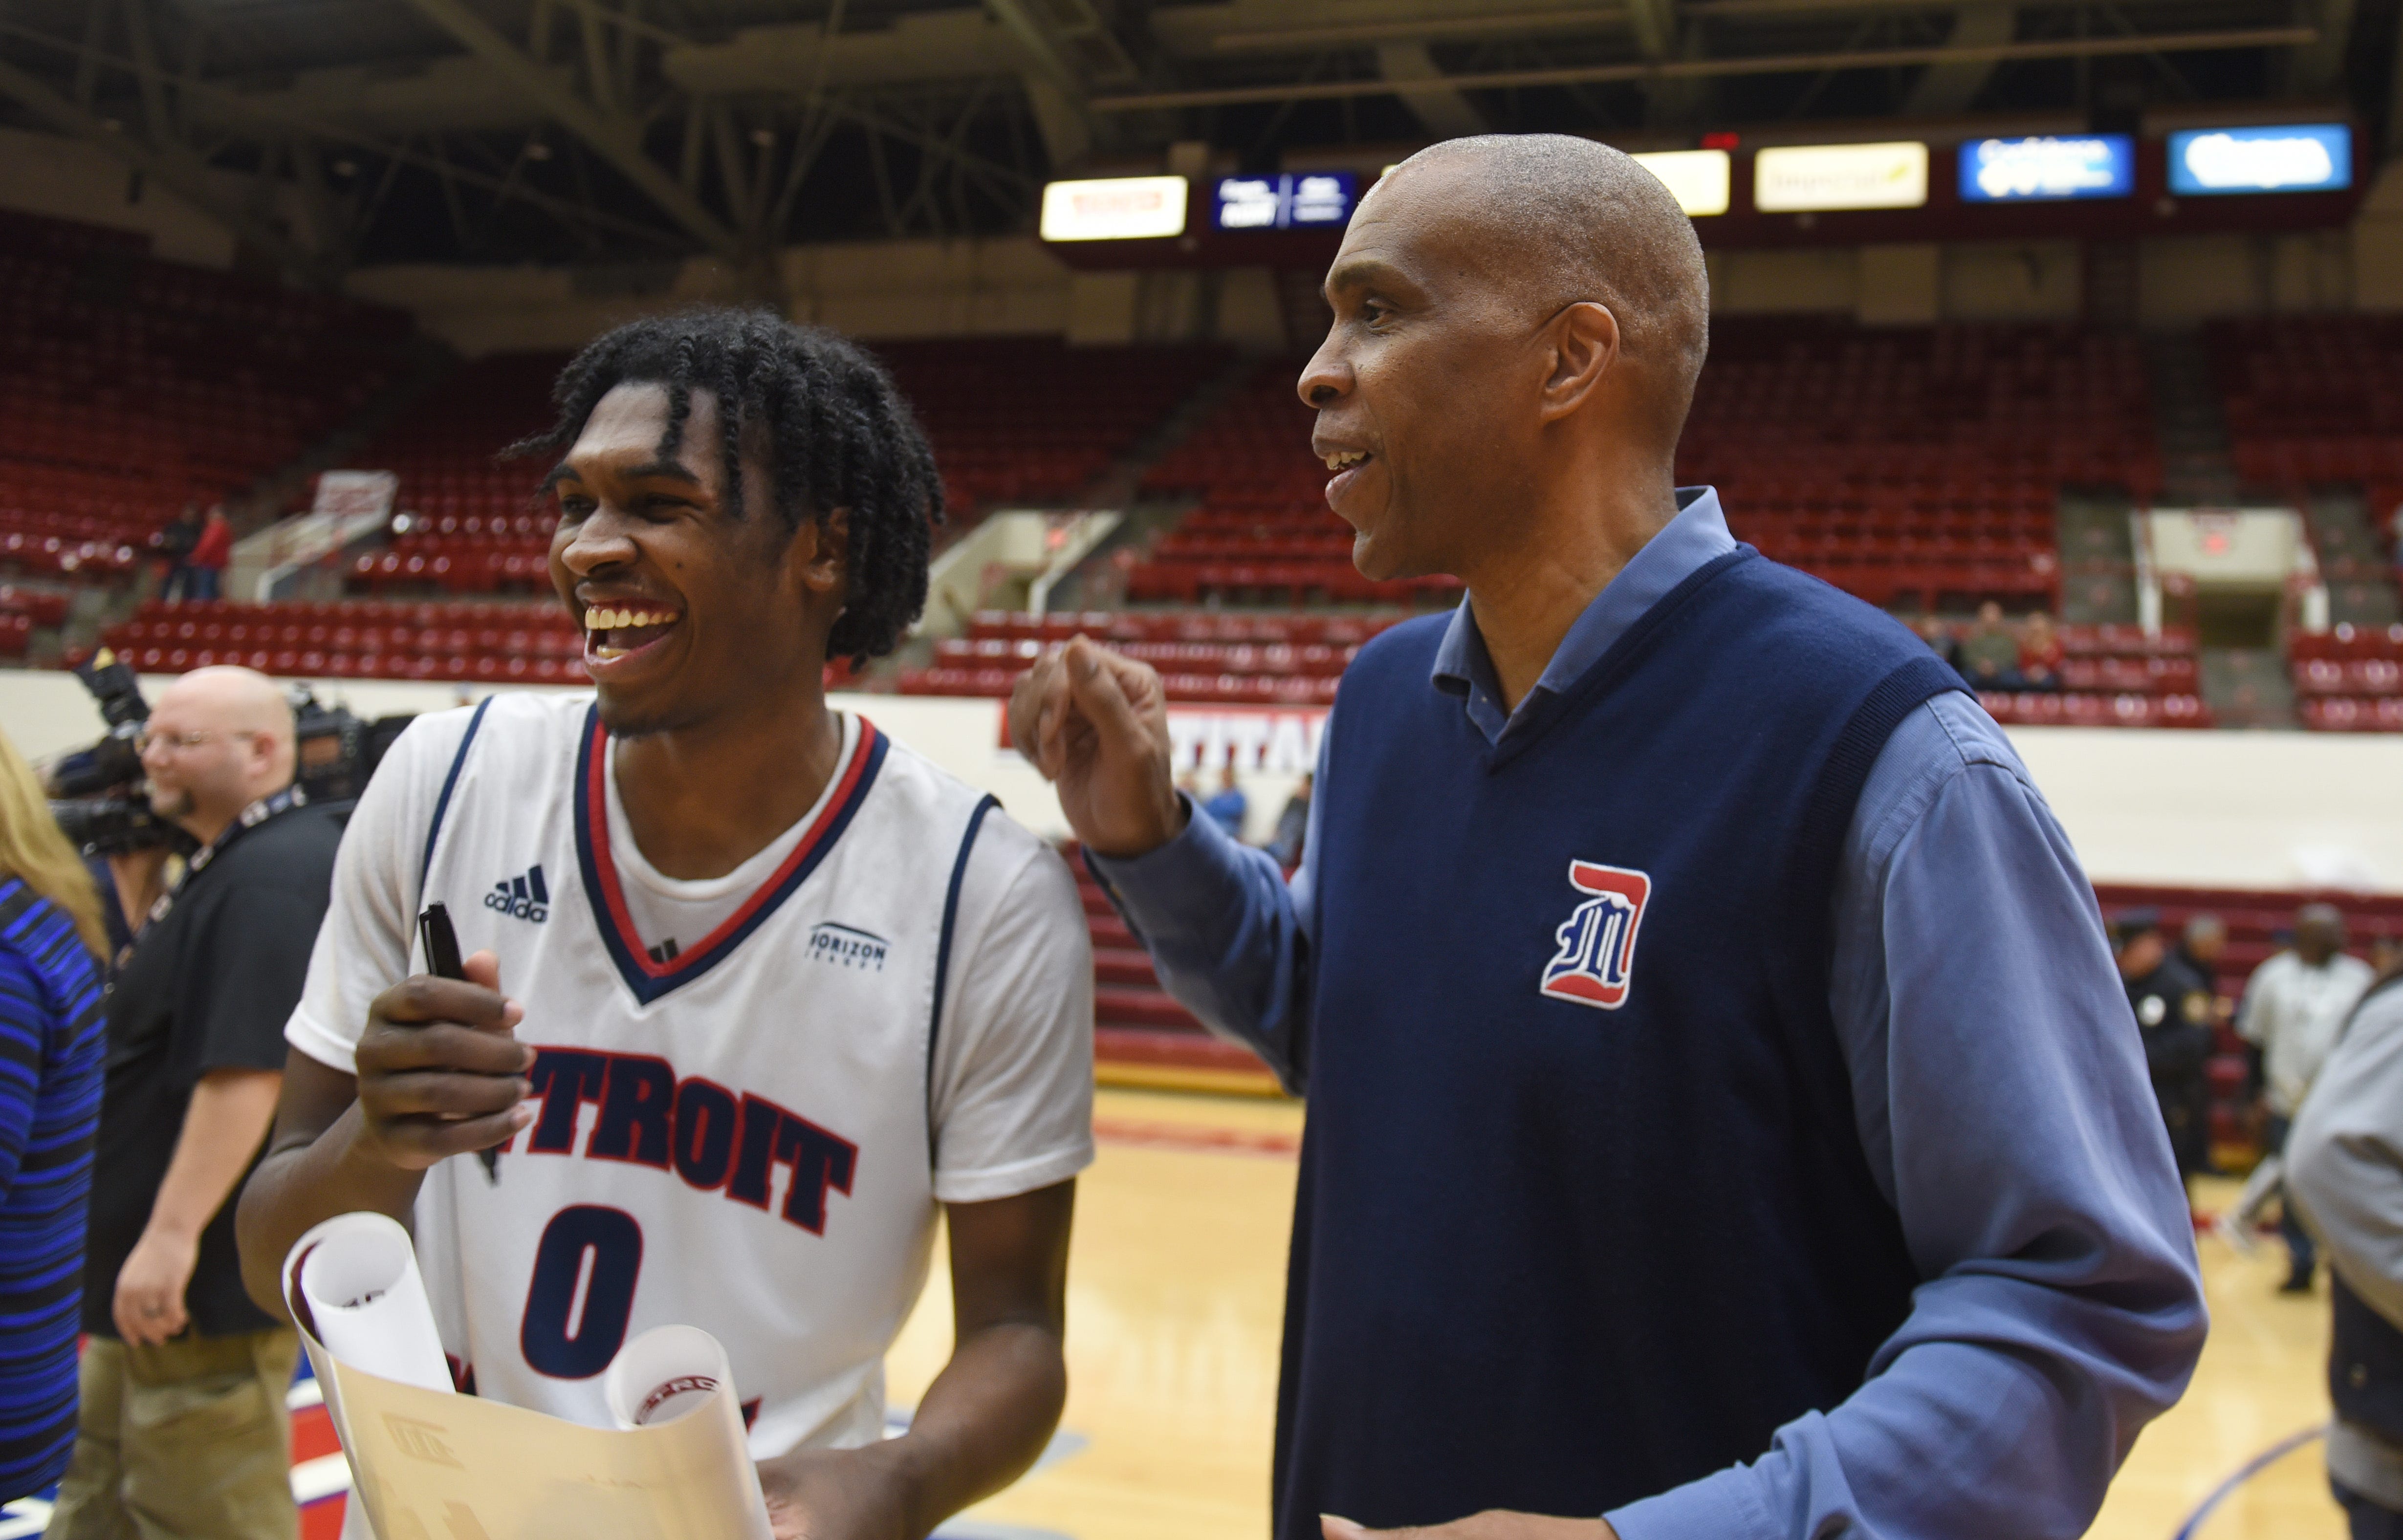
[416,903,501,1181]
[417,902,465,981]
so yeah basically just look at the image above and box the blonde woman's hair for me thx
[0,729,108,957]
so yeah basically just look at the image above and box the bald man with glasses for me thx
[49,667,345,1540]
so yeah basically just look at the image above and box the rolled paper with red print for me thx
[604,1324,774,1540]
[294,1211,455,1395]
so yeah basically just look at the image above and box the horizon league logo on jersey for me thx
[807,921,889,972]
[1539,861,1652,1010]
[487,864,550,923]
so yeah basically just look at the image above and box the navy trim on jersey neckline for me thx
[573,706,888,1005]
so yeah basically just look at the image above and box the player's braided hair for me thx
[510,306,942,665]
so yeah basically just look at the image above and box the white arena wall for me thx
[8,671,2402,894]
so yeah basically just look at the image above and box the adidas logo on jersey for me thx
[486,865,550,924]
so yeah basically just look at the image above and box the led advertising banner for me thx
[1212,173,1359,231]
[2167,125,2352,195]
[1039,176,1189,241]
[1960,135,2135,201]
[1753,141,1928,213]
[1631,150,1731,217]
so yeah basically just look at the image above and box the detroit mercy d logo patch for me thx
[1539,860,1652,1010]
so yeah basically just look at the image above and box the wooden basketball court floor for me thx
[899,1090,2351,1540]
[0,1088,2353,1540]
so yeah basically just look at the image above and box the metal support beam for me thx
[984,0,1138,92]
[1627,0,1678,58]
[1090,24,2316,109]
[402,0,740,258]
[119,0,172,143]
[0,14,691,253]
[0,53,334,284]
[1375,43,1488,137]
[983,0,1141,166]
[2286,0,2355,97]
[1902,2,2014,114]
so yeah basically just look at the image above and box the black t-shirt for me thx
[84,802,344,1338]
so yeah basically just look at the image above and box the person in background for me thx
[2117,910,2215,1197]
[2240,903,2376,1294]
[2282,949,2403,1539]
[1956,600,2024,690]
[1910,614,1964,681]
[1270,773,1312,869]
[155,504,201,604]
[2180,913,2236,1030]
[1203,765,1247,840]
[187,506,234,604]
[0,731,109,1506]
[47,668,343,1540]
[2017,611,2064,692]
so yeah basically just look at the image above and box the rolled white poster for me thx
[295,1211,454,1395]
[605,1324,776,1540]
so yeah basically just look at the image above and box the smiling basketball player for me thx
[238,310,1094,1540]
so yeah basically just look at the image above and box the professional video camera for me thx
[46,651,183,857]
[47,650,416,855]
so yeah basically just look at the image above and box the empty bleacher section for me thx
[928,321,2213,725]
[2211,316,2403,511]
[100,598,588,684]
[0,210,411,582]
[342,339,1231,599]
[903,609,1393,704]
[346,352,569,596]
[1067,840,1278,1092]
[1691,320,2146,610]
[1974,623,2214,727]
[2291,624,2403,732]
[1122,359,1463,607]
[874,338,1228,518]
[0,586,69,658]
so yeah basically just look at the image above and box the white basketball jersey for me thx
[286,692,1093,1463]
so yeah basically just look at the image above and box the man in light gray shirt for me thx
[2243,904,2376,1291]
[2285,963,2403,1539]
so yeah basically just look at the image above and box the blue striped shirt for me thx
[0,877,107,1503]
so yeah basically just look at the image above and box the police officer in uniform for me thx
[2117,909,2216,1192]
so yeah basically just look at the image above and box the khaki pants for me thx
[45,1329,299,1540]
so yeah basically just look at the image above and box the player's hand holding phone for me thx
[354,914,535,1171]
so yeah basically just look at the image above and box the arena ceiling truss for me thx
[0,0,2391,279]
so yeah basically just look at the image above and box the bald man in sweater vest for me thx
[1012,135,2205,1540]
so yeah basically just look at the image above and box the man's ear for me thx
[1537,301,1620,423]
[793,508,850,599]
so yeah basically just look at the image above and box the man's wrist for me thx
[1085,787,1193,862]
[137,1211,206,1248]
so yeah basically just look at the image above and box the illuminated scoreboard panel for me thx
[1959,135,2135,202]
[2167,125,2352,195]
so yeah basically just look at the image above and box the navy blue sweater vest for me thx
[1277,549,1963,1535]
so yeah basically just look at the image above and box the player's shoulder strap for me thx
[419,694,496,892]
[926,792,1000,1129]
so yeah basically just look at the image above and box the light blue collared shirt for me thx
[1089,487,2206,1540]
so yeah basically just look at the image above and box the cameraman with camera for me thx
[48,667,343,1540]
